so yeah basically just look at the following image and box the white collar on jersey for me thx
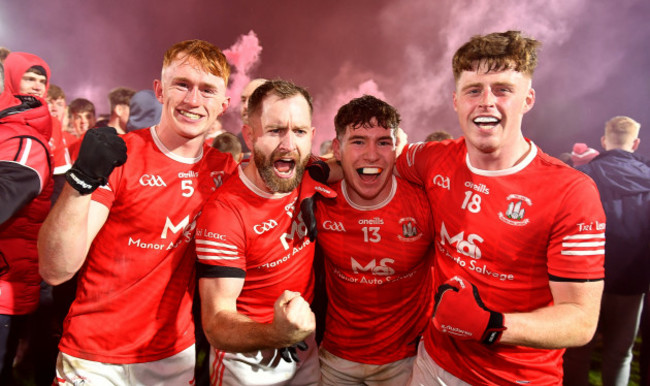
[342,175,397,211]
[238,164,293,199]
[465,140,538,177]
[150,126,204,164]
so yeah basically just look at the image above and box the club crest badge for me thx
[398,217,423,241]
[498,194,532,226]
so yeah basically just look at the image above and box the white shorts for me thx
[319,347,414,386]
[407,341,470,386]
[54,344,195,385]
[210,334,319,386]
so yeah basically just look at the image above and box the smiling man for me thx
[396,31,606,385]
[314,95,434,385]
[195,79,335,386]
[38,40,237,385]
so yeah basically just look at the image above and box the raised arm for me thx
[38,126,127,285]
[200,276,315,353]
[38,184,109,285]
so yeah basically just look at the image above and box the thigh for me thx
[131,344,195,385]
[407,342,471,386]
[56,352,125,386]
[211,335,318,386]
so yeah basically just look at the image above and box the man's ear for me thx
[522,87,535,114]
[332,137,342,161]
[242,124,254,151]
[219,97,230,117]
[153,80,163,103]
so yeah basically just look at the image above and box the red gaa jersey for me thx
[195,166,335,323]
[59,126,236,363]
[396,138,605,385]
[315,176,434,364]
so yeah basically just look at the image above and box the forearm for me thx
[500,281,603,349]
[37,184,94,285]
[203,310,289,353]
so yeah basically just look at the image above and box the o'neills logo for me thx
[358,217,384,225]
[465,181,489,195]
[178,171,199,178]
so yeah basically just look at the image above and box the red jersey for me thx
[0,93,53,315]
[59,126,236,364]
[396,138,605,385]
[49,117,71,175]
[315,176,434,364]
[195,167,335,323]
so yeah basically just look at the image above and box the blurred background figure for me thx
[570,142,599,167]
[125,89,162,133]
[425,130,453,142]
[106,87,136,134]
[211,131,243,162]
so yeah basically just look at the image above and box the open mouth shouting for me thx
[274,157,297,179]
[356,167,383,182]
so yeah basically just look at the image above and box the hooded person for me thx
[125,89,162,132]
[0,58,54,384]
[4,52,70,198]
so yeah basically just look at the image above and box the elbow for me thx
[39,266,74,286]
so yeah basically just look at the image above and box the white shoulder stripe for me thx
[196,239,237,250]
[562,241,606,248]
[561,250,605,256]
[563,233,605,240]
[196,247,237,255]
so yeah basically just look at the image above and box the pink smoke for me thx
[223,30,263,112]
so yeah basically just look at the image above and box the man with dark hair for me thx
[196,79,334,385]
[38,39,236,385]
[396,31,605,385]
[315,95,434,385]
[107,86,136,134]
[211,131,243,162]
[0,58,54,385]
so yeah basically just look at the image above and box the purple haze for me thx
[2,0,649,158]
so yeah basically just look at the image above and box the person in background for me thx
[106,86,136,134]
[564,116,650,386]
[211,131,243,162]
[570,142,600,167]
[424,130,453,142]
[125,89,162,133]
[0,59,54,385]
[236,78,267,159]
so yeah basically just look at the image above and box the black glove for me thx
[65,127,127,195]
[279,341,308,363]
[306,157,330,184]
[300,196,318,242]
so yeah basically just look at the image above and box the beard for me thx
[253,145,310,193]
